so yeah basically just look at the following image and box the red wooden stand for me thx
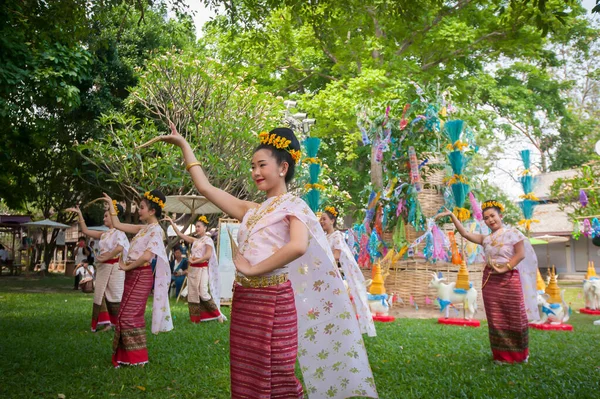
[437,318,480,327]
[529,323,573,331]
[373,315,395,322]
[580,308,600,315]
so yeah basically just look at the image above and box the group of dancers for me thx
[66,123,537,398]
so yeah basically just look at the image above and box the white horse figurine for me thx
[583,278,600,310]
[531,290,570,325]
[429,273,478,320]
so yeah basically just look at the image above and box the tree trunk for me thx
[371,143,384,189]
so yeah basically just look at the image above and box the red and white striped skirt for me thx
[482,268,529,363]
[229,280,303,399]
[112,265,153,367]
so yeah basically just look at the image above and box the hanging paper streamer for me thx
[408,146,422,192]
[469,192,483,222]
[364,190,381,225]
[583,219,592,238]
[358,122,370,145]
[393,218,407,250]
[580,189,588,208]
[517,149,539,234]
[368,231,382,261]
[448,231,462,265]
[358,233,371,267]
[399,103,411,131]
[431,225,448,262]
[573,221,581,240]
[374,205,384,238]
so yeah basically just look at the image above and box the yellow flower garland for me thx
[144,192,165,209]
[258,131,302,164]
[324,206,338,217]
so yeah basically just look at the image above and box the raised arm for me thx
[163,216,195,245]
[101,193,143,235]
[435,208,484,245]
[140,122,257,221]
[66,206,103,240]
[234,216,309,277]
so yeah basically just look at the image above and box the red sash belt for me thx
[191,261,208,268]
[104,257,120,264]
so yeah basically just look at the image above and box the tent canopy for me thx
[164,195,221,215]
[22,219,70,229]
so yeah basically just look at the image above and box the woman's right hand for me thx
[435,207,453,220]
[137,121,186,149]
[161,216,174,224]
[66,206,82,215]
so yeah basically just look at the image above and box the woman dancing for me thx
[320,205,376,337]
[101,190,173,367]
[144,123,377,398]
[67,202,129,332]
[437,200,538,364]
[165,215,224,323]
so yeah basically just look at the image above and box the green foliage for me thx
[78,52,285,202]
[0,277,598,398]
[551,164,600,221]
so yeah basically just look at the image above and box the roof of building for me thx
[532,169,579,201]
[529,202,574,236]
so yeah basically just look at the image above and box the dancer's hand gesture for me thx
[233,253,253,276]
[435,207,453,220]
[101,192,114,205]
[137,120,186,149]
[161,216,174,224]
[66,205,82,215]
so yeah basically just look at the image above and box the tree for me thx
[77,51,285,205]
[551,163,600,223]
[200,0,591,213]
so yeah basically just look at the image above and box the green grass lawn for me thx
[1,276,599,399]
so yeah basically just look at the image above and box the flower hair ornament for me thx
[324,206,338,217]
[481,200,505,213]
[259,131,302,164]
[144,192,165,209]
[112,200,120,215]
[198,215,209,225]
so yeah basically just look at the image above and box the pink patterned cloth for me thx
[327,230,376,337]
[190,236,224,318]
[237,194,378,399]
[95,228,129,305]
[126,223,173,334]
[482,227,539,320]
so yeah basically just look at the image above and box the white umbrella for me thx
[88,226,109,232]
[22,219,70,229]
[164,195,221,215]
[167,224,195,237]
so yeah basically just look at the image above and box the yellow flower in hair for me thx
[258,130,302,164]
[324,206,338,217]
[112,200,119,215]
[198,215,209,225]
[143,191,165,209]
[482,200,505,213]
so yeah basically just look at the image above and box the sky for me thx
[179,0,598,199]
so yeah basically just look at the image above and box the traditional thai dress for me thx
[188,236,223,323]
[231,193,378,399]
[91,228,129,332]
[112,223,173,367]
[482,227,539,363]
[326,230,376,337]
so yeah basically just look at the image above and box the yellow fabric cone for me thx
[545,266,561,304]
[536,269,546,292]
[369,263,386,295]
[455,260,470,290]
[586,261,597,280]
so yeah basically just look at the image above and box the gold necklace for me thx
[242,193,288,249]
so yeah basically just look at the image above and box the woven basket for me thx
[363,260,485,311]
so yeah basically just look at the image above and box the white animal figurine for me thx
[367,293,391,316]
[532,290,570,325]
[583,278,600,310]
[428,273,478,320]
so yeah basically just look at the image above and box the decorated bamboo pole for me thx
[303,137,323,213]
[518,149,539,236]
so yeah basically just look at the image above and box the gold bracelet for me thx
[506,263,514,270]
[110,212,117,216]
[186,162,202,171]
